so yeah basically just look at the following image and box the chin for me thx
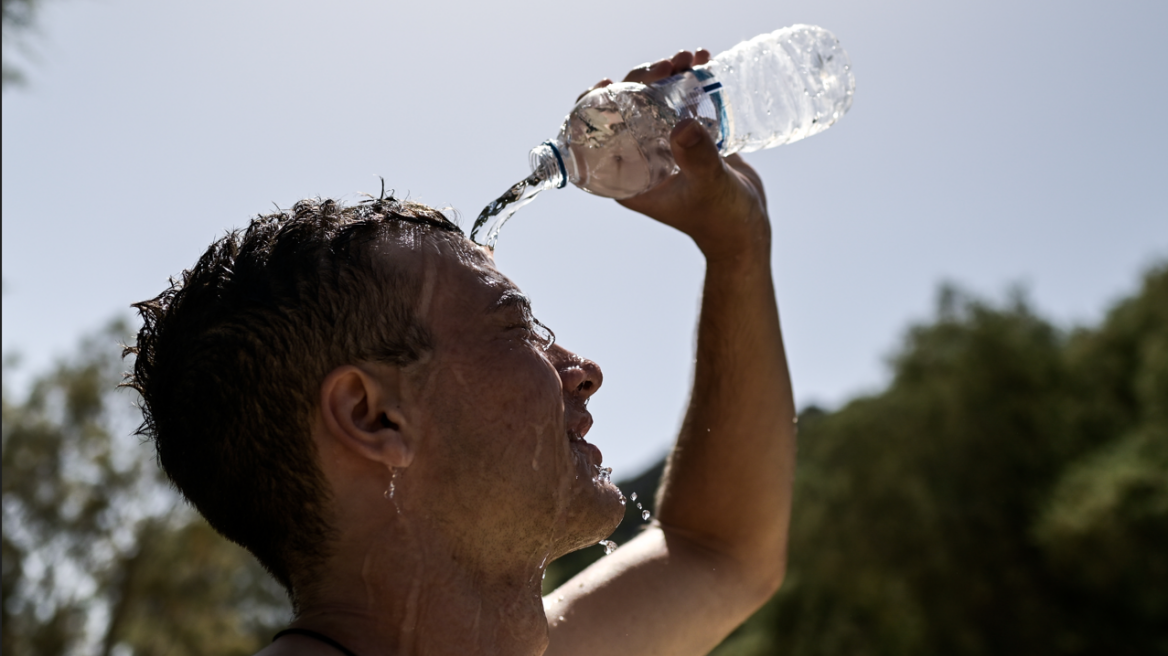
[551,479,627,557]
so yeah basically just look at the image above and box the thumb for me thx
[670,119,723,182]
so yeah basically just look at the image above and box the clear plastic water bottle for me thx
[541,24,854,199]
[472,24,855,247]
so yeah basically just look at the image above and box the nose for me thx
[553,346,603,401]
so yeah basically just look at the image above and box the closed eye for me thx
[505,318,555,351]
[493,290,554,350]
[531,317,556,351]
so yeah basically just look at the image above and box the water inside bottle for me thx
[471,169,554,250]
[565,85,675,199]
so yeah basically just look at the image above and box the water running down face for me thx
[397,238,625,564]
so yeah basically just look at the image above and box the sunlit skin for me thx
[262,47,796,656]
[388,241,628,566]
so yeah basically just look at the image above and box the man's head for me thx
[127,196,462,597]
[127,195,623,604]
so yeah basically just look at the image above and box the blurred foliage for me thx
[2,320,290,655]
[551,264,1168,655]
[2,0,41,88]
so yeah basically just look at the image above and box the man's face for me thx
[399,237,625,563]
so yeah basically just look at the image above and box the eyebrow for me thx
[491,290,533,316]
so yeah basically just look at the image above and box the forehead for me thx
[379,232,523,333]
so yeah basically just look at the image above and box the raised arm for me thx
[545,51,796,656]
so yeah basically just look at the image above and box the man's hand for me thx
[580,50,771,264]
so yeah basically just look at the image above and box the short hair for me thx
[125,195,462,602]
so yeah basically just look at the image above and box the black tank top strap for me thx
[272,628,361,656]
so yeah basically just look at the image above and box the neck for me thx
[290,515,552,656]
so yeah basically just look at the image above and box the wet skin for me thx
[400,239,626,564]
[278,233,627,656]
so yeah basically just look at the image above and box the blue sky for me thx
[3,0,1166,476]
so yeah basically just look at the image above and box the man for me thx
[128,50,796,656]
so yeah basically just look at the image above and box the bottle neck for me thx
[530,139,567,189]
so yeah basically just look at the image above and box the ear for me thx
[319,364,414,469]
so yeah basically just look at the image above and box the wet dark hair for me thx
[125,194,462,603]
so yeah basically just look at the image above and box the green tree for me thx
[2,320,290,655]
[2,0,41,88]
[714,264,1168,656]
[1033,264,1168,647]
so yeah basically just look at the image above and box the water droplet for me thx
[558,616,565,622]
[630,492,638,502]
[636,502,642,510]
[598,539,618,555]
[385,468,398,500]
[594,465,612,484]
[542,570,547,580]
[642,510,651,521]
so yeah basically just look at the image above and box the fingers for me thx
[622,48,709,85]
[576,45,706,105]
[671,119,723,182]
[623,58,673,84]
[576,78,613,102]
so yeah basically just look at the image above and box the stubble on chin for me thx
[545,480,625,559]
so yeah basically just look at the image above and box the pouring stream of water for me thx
[471,169,554,250]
